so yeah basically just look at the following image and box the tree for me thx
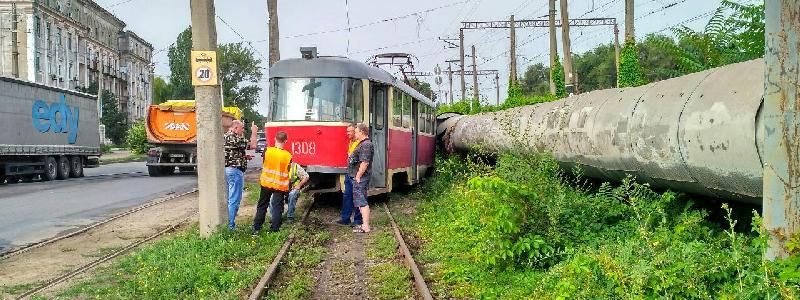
[218,42,263,110]
[666,0,764,74]
[638,34,682,82]
[168,27,194,99]
[408,78,437,101]
[572,44,617,92]
[152,76,172,104]
[552,54,567,98]
[125,120,149,154]
[618,39,647,88]
[519,63,550,96]
[101,90,128,145]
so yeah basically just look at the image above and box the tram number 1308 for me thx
[291,141,317,155]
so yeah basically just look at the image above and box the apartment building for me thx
[0,0,154,123]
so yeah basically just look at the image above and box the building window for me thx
[34,16,40,36]
[46,23,51,51]
[35,54,41,72]
[67,32,72,50]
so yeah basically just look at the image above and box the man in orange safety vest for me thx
[253,131,292,233]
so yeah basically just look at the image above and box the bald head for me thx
[230,120,244,135]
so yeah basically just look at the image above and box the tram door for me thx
[410,100,418,184]
[369,84,388,188]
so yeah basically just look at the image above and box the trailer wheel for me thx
[69,157,84,178]
[21,175,34,183]
[57,156,71,180]
[43,156,58,181]
[6,176,20,184]
[148,166,162,177]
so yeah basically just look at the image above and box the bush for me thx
[410,152,800,299]
[125,120,150,155]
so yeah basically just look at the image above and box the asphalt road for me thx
[0,161,197,253]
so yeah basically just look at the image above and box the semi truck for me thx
[145,100,241,177]
[0,76,101,184]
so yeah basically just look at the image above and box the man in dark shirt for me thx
[350,123,374,233]
[224,120,258,229]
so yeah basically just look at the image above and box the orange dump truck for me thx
[145,100,242,176]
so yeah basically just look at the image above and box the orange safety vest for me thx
[260,147,292,191]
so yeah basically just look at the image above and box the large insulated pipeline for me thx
[438,59,765,204]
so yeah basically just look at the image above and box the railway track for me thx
[0,188,198,260]
[247,198,432,300]
[15,212,197,300]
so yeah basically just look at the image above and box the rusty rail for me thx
[383,202,433,300]
[247,196,317,300]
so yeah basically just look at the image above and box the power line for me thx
[248,0,471,42]
[216,15,269,63]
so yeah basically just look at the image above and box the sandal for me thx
[353,227,370,233]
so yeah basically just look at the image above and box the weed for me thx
[367,262,412,300]
[59,222,289,299]
[409,152,800,299]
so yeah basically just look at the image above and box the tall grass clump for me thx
[411,152,800,299]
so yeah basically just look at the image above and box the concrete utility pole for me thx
[559,0,574,91]
[459,29,466,101]
[267,0,280,66]
[495,73,499,105]
[548,0,557,94]
[190,0,227,238]
[625,0,635,40]
[447,62,453,104]
[614,23,621,87]
[471,45,478,102]
[763,0,800,260]
[509,15,517,85]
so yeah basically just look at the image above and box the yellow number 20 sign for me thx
[191,50,219,86]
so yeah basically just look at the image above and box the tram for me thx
[265,48,436,196]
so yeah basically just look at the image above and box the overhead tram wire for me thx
[216,15,268,63]
[245,0,470,43]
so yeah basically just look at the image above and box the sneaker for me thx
[335,219,351,226]
[285,218,295,224]
[251,230,260,236]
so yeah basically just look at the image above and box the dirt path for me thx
[265,195,417,299]
[310,202,369,299]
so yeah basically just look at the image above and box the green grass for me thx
[1,282,39,295]
[58,222,289,299]
[99,154,147,165]
[367,231,397,261]
[407,153,800,299]
[244,183,260,205]
[265,227,330,299]
[367,263,413,300]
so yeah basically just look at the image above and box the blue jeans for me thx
[225,167,244,229]
[340,175,363,225]
[270,189,301,219]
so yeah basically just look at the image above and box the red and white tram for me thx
[265,50,436,196]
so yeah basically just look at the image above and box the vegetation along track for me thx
[0,189,198,260]
[248,196,432,299]
[15,211,198,299]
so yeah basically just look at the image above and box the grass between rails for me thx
[407,152,800,299]
[365,206,413,300]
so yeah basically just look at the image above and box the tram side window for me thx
[402,94,412,129]
[345,79,363,122]
[392,90,402,127]
[374,89,385,130]
[424,105,432,134]
[417,102,428,133]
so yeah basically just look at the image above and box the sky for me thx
[95,0,760,115]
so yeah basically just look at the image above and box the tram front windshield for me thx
[270,78,362,122]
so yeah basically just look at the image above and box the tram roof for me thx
[270,56,435,107]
